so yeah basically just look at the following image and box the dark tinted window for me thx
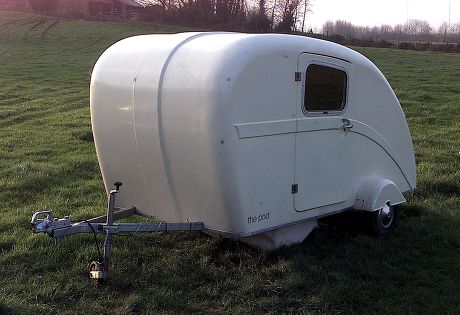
[304,64,347,112]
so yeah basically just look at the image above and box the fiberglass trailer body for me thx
[89,32,416,249]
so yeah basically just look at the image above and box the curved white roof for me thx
[90,32,416,236]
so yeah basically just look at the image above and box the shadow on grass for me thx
[0,303,14,315]
[72,130,94,142]
[400,203,424,218]
[416,181,460,199]
[3,204,458,314]
[255,206,458,312]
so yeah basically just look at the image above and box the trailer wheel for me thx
[370,202,399,238]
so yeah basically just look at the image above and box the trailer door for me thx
[294,54,353,212]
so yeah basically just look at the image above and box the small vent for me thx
[292,184,299,194]
[295,72,302,81]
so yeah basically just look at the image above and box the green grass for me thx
[1,11,459,314]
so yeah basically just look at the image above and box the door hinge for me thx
[294,72,301,81]
[292,184,299,194]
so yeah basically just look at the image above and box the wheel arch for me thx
[354,177,406,212]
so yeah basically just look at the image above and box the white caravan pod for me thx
[90,33,416,249]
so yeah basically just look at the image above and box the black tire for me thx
[370,203,399,238]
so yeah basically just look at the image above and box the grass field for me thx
[0,11,459,314]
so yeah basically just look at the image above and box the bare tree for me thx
[246,0,271,32]
[404,19,432,41]
[393,24,404,41]
[272,0,309,32]
[300,0,307,32]
[320,18,459,45]
[380,24,393,39]
[404,19,418,35]
[438,21,451,42]
[331,20,354,37]
[322,20,334,35]
[419,20,432,40]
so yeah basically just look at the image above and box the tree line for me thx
[24,0,311,33]
[16,0,460,49]
[138,0,312,32]
[322,19,460,44]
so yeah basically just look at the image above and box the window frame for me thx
[301,61,349,117]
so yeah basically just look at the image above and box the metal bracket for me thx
[30,182,204,283]
[295,72,302,81]
[30,208,137,235]
[31,211,71,234]
[341,118,353,131]
[49,221,204,237]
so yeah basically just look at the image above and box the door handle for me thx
[341,119,353,130]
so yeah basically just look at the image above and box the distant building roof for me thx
[90,0,144,7]
[117,0,143,7]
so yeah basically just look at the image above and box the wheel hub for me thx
[378,203,394,229]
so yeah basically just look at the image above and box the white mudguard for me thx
[354,177,406,211]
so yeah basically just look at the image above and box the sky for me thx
[305,0,460,31]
